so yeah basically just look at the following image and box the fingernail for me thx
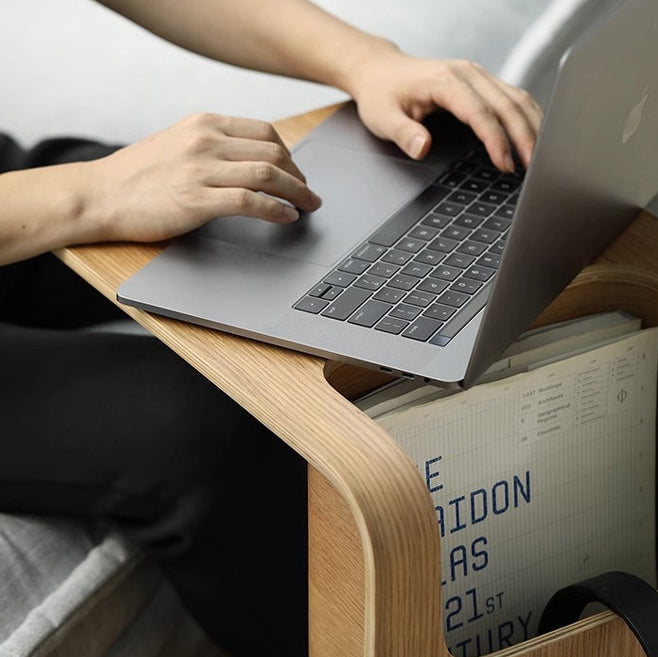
[283,205,300,222]
[408,135,426,160]
[310,190,323,207]
[505,153,516,173]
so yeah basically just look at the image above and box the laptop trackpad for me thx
[194,140,437,268]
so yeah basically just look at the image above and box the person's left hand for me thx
[344,47,544,172]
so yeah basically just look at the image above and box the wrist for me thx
[61,160,112,245]
[328,35,401,98]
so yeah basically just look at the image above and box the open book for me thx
[360,313,657,656]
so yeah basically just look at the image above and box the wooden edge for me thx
[56,252,447,656]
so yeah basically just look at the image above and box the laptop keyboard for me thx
[293,148,524,347]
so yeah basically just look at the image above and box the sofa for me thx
[0,1,633,655]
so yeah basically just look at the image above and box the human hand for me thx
[87,113,322,243]
[344,48,543,172]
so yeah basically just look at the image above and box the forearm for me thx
[0,164,102,265]
[96,0,396,95]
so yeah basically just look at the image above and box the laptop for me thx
[117,0,658,389]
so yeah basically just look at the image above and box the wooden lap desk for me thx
[57,105,658,657]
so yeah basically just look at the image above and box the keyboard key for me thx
[414,250,444,266]
[461,179,489,194]
[480,190,508,205]
[438,290,470,307]
[433,201,465,217]
[443,252,475,269]
[368,262,399,278]
[402,317,443,342]
[492,179,520,193]
[421,213,451,229]
[473,166,499,182]
[466,202,496,218]
[404,290,437,308]
[310,283,331,297]
[375,316,409,335]
[451,278,483,295]
[447,190,477,206]
[417,278,449,295]
[440,225,472,241]
[489,241,506,257]
[494,205,516,220]
[471,228,499,244]
[430,265,462,282]
[396,238,425,253]
[322,287,343,300]
[508,193,521,206]
[438,171,466,187]
[381,249,413,266]
[464,265,496,282]
[321,288,371,320]
[454,213,484,229]
[338,258,370,275]
[457,241,487,257]
[352,243,387,262]
[324,271,356,287]
[409,225,439,241]
[423,303,456,322]
[483,217,512,232]
[477,253,501,269]
[390,303,422,321]
[428,236,458,253]
[389,273,420,291]
[354,274,387,291]
[348,299,392,327]
[373,287,406,304]
[294,296,330,314]
[401,262,433,278]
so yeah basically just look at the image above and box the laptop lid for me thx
[464,0,658,386]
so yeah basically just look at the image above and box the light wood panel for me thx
[55,105,658,657]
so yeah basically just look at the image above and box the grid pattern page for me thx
[377,328,658,657]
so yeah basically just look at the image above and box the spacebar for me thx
[430,283,492,344]
[368,184,450,247]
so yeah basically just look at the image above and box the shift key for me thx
[321,287,372,320]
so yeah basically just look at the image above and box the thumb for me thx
[386,110,432,160]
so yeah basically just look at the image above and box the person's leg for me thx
[0,133,308,655]
[0,322,308,657]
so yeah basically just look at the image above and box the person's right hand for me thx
[86,113,323,243]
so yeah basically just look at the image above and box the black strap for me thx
[538,571,658,657]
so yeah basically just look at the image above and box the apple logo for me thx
[623,86,649,144]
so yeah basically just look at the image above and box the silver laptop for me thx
[118,0,658,388]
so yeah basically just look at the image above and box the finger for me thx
[364,102,433,160]
[477,76,545,166]
[500,81,545,133]
[213,115,292,155]
[204,187,304,224]
[467,76,542,168]
[206,160,322,212]
[432,77,515,172]
[212,135,308,183]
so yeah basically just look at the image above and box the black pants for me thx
[0,134,308,657]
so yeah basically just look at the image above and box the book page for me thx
[378,328,658,657]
